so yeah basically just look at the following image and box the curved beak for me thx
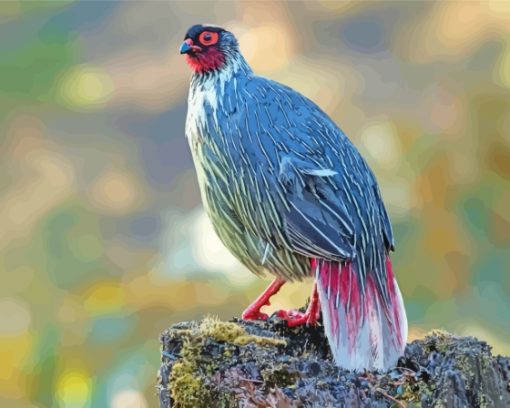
[180,39,202,55]
[179,38,202,54]
[180,39,192,54]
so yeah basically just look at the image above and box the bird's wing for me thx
[232,76,393,261]
[277,153,356,260]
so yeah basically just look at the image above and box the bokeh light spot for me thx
[111,390,148,408]
[84,283,125,315]
[360,118,402,170]
[58,65,114,110]
[55,370,91,408]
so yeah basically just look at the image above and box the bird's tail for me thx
[314,257,407,371]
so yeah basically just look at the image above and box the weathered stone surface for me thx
[157,316,510,408]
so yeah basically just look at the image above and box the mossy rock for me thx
[157,316,510,407]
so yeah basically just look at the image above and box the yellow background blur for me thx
[1,1,509,406]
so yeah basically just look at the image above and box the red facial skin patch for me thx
[185,47,225,74]
[184,37,225,74]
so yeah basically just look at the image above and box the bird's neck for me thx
[190,51,252,89]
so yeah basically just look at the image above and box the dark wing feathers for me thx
[230,75,393,261]
[279,154,355,260]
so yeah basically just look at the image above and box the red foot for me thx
[276,282,320,327]
[242,278,286,321]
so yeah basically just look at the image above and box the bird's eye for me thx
[199,31,218,46]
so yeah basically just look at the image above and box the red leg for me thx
[242,278,286,321]
[276,282,321,327]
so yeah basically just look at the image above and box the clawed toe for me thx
[276,308,318,327]
[242,310,269,321]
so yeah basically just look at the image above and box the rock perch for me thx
[158,315,510,407]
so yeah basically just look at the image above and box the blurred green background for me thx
[1,1,509,406]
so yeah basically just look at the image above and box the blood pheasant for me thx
[180,24,407,371]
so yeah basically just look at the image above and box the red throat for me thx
[185,47,225,74]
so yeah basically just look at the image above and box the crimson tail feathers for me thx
[314,257,407,371]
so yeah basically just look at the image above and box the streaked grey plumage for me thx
[187,41,391,285]
[182,24,407,371]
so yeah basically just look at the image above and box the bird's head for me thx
[180,24,239,74]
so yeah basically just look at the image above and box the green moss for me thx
[200,316,287,347]
[168,316,286,407]
[234,334,287,347]
[169,337,209,408]
[199,317,245,342]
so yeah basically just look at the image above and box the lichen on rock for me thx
[158,315,510,407]
[169,336,208,408]
[199,316,287,347]
[159,316,289,408]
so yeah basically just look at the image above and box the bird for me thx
[179,24,408,371]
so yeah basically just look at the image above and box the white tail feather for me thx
[316,260,407,371]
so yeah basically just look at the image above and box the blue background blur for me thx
[1,1,509,406]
